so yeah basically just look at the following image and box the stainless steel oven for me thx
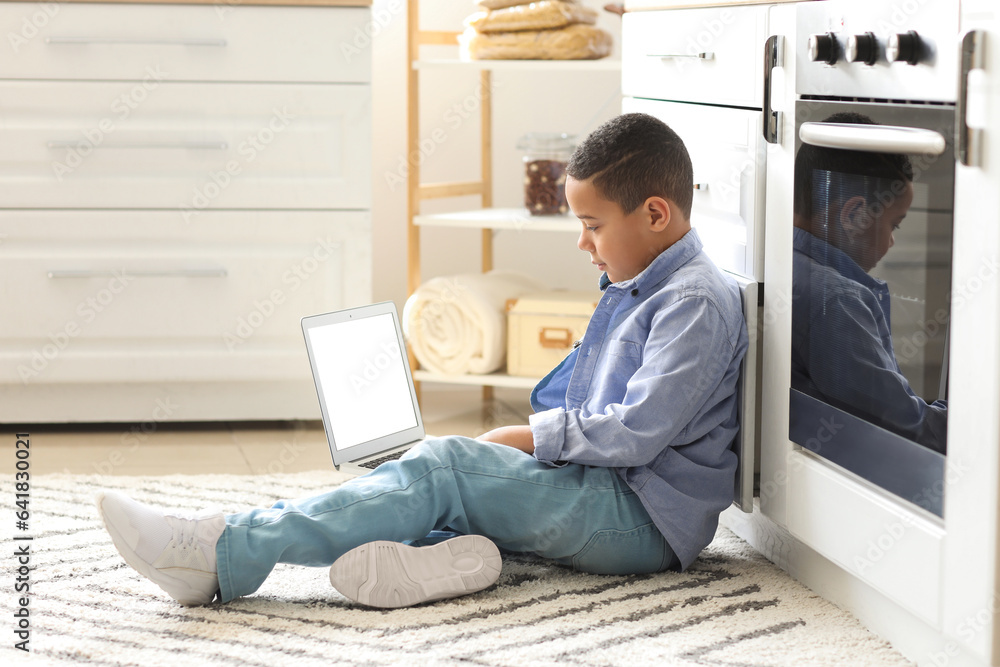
[788,0,960,517]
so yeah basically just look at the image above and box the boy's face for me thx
[835,181,913,273]
[566,176,662,284]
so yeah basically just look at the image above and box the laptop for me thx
[301,301,427,475]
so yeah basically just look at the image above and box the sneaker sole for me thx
[95,491,217,606]
[329,535,502,608]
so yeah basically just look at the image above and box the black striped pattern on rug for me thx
[3,473,913,666]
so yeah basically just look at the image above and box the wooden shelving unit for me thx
[405,0,620,391]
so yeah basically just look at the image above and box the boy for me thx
[97,112,748,609]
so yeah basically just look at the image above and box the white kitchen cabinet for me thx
[0,209,367,374]
[0,80,371,210]
[621,4,769,283]
[623,97,765,280]
[622,3,769,513]
[0,2,370,84]
[0,1,372,423]
[621,4,767,108]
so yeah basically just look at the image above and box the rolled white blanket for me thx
[403,271,547,375]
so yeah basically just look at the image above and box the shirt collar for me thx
[598,228,704,293]
[792,227,886,291]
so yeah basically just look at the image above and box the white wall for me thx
[370,0,623,308]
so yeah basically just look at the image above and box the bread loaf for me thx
[460,24,612,60]
[467,1,597,33]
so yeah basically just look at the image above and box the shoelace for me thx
[163,514,212,568]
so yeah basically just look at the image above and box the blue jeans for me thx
[216,437,677,603]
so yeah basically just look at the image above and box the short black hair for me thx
[566,113,694,218]
[794,112,914,220]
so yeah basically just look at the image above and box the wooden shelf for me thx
[414,208,580,233]
[414,369,540,389]
[414,59,622,72]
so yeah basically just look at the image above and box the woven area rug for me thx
[4,472,913,666]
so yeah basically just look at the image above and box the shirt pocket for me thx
[606,339,641,360]
[597,339,642,379]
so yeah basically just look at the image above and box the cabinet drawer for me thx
[0,3,370,83]
[623,97,765,279]
[0,210,370,383]
[622,5,768,108]
[0,80,371,210]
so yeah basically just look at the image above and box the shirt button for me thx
[631,289,639,297]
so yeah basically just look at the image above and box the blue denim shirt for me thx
[529,229,748,570]
[790,227,947,452]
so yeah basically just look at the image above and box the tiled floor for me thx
[19,387,533,476]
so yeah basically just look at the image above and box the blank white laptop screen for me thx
[305,312,418,451]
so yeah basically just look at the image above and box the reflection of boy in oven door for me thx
[790,112,947,454]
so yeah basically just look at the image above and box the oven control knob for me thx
[808,32,839,65]
[846,32,878,65]
[887,30,922,65]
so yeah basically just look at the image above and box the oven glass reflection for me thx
[789,109,951,516]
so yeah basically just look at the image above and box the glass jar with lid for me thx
[517,133,575,216]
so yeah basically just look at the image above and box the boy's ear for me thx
[644,196,672,232]
[838,195,871,240]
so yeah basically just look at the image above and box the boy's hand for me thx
[477,425,535,455]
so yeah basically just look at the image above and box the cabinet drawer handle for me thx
[47,267,228,279]
[45,37,227,47]
[46,140,229,151]
[763,35,783,145]
[647,52,714,60]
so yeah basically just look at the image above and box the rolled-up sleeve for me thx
[529,407,568,465]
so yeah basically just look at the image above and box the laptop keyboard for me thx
[358,450,407,470]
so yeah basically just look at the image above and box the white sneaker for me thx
[329,534,502,609]
[96,490,224,606]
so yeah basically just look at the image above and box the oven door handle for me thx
[799,122,947,156]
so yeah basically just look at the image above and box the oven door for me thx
[789,101,953,516]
